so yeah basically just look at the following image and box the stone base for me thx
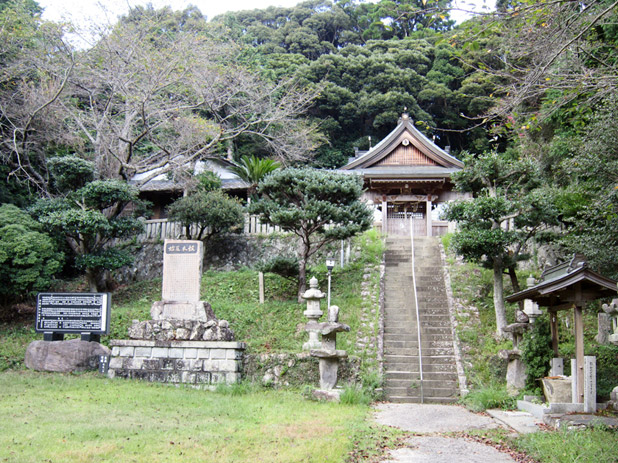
[128,318,234,342]
[108,340,245,385]
[542,377,572,403]
[150,300,215,322]
[312,389,341,402]
[25,339,110,373]
[505,357,527,395]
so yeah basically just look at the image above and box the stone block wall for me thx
[243,352,361,387]
[108,340,246,385]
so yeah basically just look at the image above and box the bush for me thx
[0,205,63,306]
[257,255,299,282]
[520,315,553,391]
[340,384,372,405]
[461,382,516,412]
[168,190,244,241]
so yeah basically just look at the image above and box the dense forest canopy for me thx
[1,0,618,301]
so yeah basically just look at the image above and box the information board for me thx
[35,293,111,335]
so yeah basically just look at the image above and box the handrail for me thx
[410,215,424,403]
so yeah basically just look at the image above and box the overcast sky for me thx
[38,0,495,28]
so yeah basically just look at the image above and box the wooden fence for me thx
[139,215,283,241]
[139,216,451,242]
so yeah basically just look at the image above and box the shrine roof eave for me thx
[354,166,461,179]
[506,266,617,306]
[341,115,464,170]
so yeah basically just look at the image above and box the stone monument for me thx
[108,239,245,385]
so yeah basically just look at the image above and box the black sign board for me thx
[36,293,111,336]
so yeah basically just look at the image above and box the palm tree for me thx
[230,155,281,198]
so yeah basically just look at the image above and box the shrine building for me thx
[340,113,465,236]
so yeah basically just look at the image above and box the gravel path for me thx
[374,403,520,463]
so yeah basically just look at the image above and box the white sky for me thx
[38,0,495,28]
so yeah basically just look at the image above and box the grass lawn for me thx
[0,371,403,463]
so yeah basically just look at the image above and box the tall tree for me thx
[2,6,324,198]
[250,168,373,300]
[442,151,559,337]
[30,156,148,292]
[452,0,618,125]
[0,0,76,197]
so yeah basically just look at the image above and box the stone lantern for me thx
[302,277,325,350]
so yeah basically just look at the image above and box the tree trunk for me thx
[297,238,310,303]
[493,257,508,338]
[297,258,307,304]
[507,264,523,310]
[85,268,98,293]
[86,268,114,293]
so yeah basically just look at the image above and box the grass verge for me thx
[512,426,618,463]
[0,370,403,463]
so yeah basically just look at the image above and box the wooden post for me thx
[426,198,432,237]
[574,304,585,403]
[549,309,559,357]
[259,272,265,304]
[382,199,388,235]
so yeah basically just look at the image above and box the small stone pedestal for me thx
[500,321,530,395]
[309,304,350,401]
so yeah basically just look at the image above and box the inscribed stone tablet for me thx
[161,240,203,303]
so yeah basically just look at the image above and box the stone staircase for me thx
[383,236,459,403]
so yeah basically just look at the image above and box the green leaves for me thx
[251,168,372,296]
[47,156,95,194]
[229,155,281,191]
[0,205,63,303]
[167,190,245,241]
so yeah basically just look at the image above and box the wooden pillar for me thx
[426,198,432,237]
[382,199,388,235]
[258,271,265,304]
[574,303,585,403]
[549,309,559,357]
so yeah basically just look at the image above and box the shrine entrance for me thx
[386,203,426,237]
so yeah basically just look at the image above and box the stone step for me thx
[383,333,453,343]
[384,354,456,365]
[383,337,454,349]
[384,327,452,335]
[385,385,459,399]
[384,362,457,374]
[384,318,451,326]
[383,345,456,357]
[385,318,451,326]
[387,396,459,404]
[384,351,455,365]
[384,370,457,380]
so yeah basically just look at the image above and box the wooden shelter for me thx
[341,113,465,236]
[132,158,249,219]
[507,255,617,404]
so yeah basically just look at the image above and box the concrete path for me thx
[374,403,541,462]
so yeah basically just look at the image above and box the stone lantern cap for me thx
[302,277,325,300]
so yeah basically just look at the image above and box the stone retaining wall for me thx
[108,340,246,385]
[243,352,361,387]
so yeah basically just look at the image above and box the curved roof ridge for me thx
[342,113,464,170]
